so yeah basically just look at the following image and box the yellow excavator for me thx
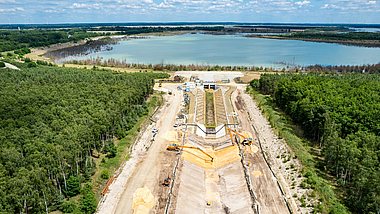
[167,143,213,162]
[228,128,252,145]
[159,83,162,87]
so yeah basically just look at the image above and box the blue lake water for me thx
[70,34,380,68]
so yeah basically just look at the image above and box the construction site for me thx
[96,72,298,214]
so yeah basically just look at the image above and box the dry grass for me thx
[239,73,261,83]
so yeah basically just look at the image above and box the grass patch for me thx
[205,91,215,126]
[247,87,349,214]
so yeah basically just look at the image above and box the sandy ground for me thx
[231,86,289,213]
[96,83,182,214]
[239,85,314,214]
[3,62,20,70]
[174,71,244,82]
[98,81,311,214]
[239,73,261,83]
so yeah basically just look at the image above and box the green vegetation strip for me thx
[205,91,215,126]
[247,87,349,214]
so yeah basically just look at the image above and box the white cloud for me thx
[0,7,23,12]
[44,10,57,13]
[295,0,310,6]
[366,1,376,4]
[69,3,104,9]
[0,0,15,3]
[70,3,88,8]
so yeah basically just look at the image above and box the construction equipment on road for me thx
[163,176,171,186]
[159,83,162,87]
[168,90,172,95]
[228,128,253,145]
[167,143,214,162]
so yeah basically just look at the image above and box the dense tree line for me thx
[252,73,380,213]
[280,32,380,41]
[304,63,380,74]
[0,66,168,213]
[0,29,100,52]
[88,26,224,35]
[64,56,261,72]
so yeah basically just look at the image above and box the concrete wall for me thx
[215,124,226,138]
[196,123,206,138]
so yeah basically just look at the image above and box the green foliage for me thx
[80,184,97,214]
[0,62,5,67]
[249,79,260,89]
[13,48,31,56]
[27,61,37,67]
[103,140,117,158]
[37,60,49,66]
[0,29,101,52]
[66,176,81,197]
[101,169,110,179]
[282,32,380,42]
[0,66,168,213]
[255,72,380,213]
[61,200,79,213]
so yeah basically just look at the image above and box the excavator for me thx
[159,83,162,87]
[167,143,213,162]
[228,128,252,145]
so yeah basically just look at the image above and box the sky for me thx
[0,0,379,24]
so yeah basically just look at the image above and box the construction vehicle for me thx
[167,143,213,162]
[163,176,171,186]
[228,128,252,145]
[159,83,162,87]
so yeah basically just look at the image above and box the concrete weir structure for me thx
[170,72,258,213]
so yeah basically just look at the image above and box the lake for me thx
[68,34,380,68]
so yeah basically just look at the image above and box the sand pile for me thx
[162,131,178,141]
[181,145,241,169]
[251,171,263,176]
[132,187,154,214]
[245,145,259,154]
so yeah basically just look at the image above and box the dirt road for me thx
[114,84,181,214]
[232,85,289,213]
[97,84,182,214]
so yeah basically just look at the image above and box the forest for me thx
[252,73,380,213]
[280,32,380,41]
[0,29,101,52]
[261,32,380,47]
[0,65,168,213]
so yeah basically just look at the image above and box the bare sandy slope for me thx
[239,85,314,214]
[113,84,182,214]
[96,84,182,214]
[231,85,289,213]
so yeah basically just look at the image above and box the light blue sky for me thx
[0,0,379,24]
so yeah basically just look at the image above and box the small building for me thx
[204,81,216,89]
